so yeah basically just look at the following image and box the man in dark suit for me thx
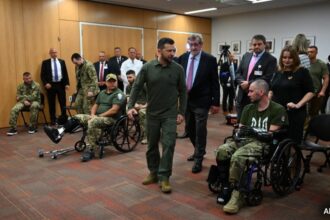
[235,34,277,120]
[93,51,111,91]
[178,34,220,173]
[108,47,128,91]
[41,48,70,125]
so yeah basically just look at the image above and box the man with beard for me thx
[214,79,288,214]
[127,37,187,194]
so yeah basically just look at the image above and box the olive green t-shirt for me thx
[240,101,288,132]
[126,82,147,104]
[309,59,328,93]
[96,88,125,118]
[128,59,187,118]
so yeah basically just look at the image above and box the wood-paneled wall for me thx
[0,0,211,128]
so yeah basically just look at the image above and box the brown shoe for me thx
[142,173,158,185]
[160,180,172,193]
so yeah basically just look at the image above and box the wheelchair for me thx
[207,126,302,206]
[38,114,141,159]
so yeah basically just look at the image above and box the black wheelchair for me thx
[207,126,302,206]
[38,114,141,159]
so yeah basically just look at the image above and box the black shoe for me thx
[28,126,37,134]
[192,161,203,173]
[43,126,62,144]
[217,185,232,205]
[81,151,95,162]
[187,155,195,161]
[177,132,189,139]
[7,128,18,136]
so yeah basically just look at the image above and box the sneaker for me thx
[81,150,95,162]
[142,173,158,185]
[7,128,18,136]
[43,126,62,144]
[160,180,172,193]
[223,190,245,214]
[141,138,148,145]
[28,126,37,134]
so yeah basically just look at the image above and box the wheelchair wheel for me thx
[246,189,263,206]
[111,115,141,153]
[208,180,222,193]
[270,141,302,196]
[74,141,87,152]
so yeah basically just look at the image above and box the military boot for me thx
[142,173,158,185]
[223,190,245,214]
[160,180,172,193]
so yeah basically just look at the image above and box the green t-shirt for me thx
[96,88,126,118]
[309,59,328,93]
[240,101,288,132]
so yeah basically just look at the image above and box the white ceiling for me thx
[90,0,328,18]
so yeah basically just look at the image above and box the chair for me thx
[20,93,48,127]
[65,93,77,117]
[298,114,330,184]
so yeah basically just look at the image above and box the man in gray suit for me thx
[235,34,277,120]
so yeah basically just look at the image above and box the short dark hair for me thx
[157,37,175,49]
[114,47,121,50]
[252,34,266,44]
[308,45,318,52]
[23,72,31,77]
[126,70,136,76]
[71,53,82,61]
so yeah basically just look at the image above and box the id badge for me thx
[104,64,108,69]
[254,70,262,76]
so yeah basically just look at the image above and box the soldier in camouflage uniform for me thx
[7,72,41,136]
[125,70,148,144]
[215,79,288,214]
[71,53,100,114]
[44,74,126,162]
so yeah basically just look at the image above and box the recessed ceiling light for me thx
[247,0,273,3]
[184,7,217,15]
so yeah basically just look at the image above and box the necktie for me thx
[53,59,59,82]
[117,57,120,64]
[99,62,104,81]
[186,56,195,91]
[247,54,257,80]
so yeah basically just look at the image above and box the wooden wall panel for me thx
[144,29,157,61]
[114,28,142,56]
[0,0,22,128]
[78,1,143,27]
[143,10,158,29]
[59,0,78,21]
[158,31,190,57]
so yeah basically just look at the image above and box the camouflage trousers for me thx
[73,114,115,151]
[9,101,40,128]
[75,89,96,114]
[138,108,147,138]
[215,138,269,183]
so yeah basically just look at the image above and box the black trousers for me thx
[221,85,235,112]
[287,108,306,144]
[186,107,209,161]
[46,82,67,123]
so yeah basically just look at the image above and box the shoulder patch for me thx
[117,93,123,100]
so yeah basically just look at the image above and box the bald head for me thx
[49,48,58,59]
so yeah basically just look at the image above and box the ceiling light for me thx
[247,0,273,3]
[184,7,217,15]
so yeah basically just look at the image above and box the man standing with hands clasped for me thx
[127,37,187,194]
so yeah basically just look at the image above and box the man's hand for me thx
[176,114,184,124]
[127,108,138,120]
[87,91,94,97]
[240,81,249,90]
[210,106,220,114]
[45,83,52,90]
[287,102,300,109]
[65,85,70,90]
[318,91,325,98]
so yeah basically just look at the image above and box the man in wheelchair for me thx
[215,79,288,214]
[44,73,126,162]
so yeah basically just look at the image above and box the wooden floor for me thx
[0,114,329,220]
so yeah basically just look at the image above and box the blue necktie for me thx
[54,59,59,82]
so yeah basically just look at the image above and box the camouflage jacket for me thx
[75,60,100,95]
[16,81,41,103]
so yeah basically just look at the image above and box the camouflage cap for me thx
[106,73,117,81]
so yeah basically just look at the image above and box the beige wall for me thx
[0,0,211,128]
